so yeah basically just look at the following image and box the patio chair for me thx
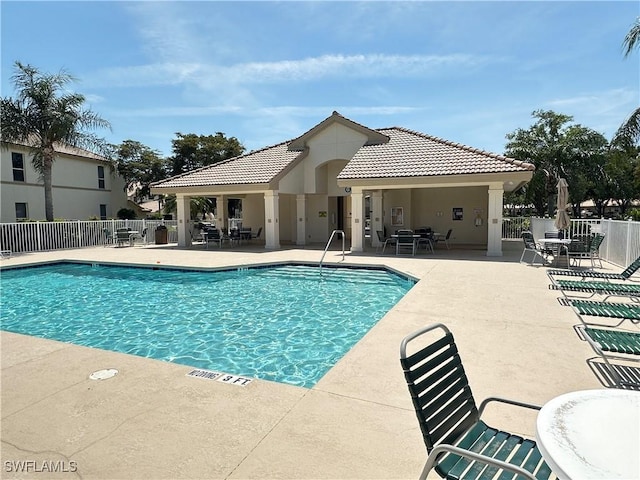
[376,230,396,254]
[576,325,640,387]
[433,229,452,249]
[131,227,147,246]
[520,231,547,265]
[0,249,12,259]
[586,234,605,269]
[204,228,223,249]
[550,279,640,301]
[567,234,591,267]
[548,255,640,283]
[103,228,113,247]
[396,231,416,256]
[251,227,262,241]
[415,228,434,253]
[115,228,132,247]
[400,323,554,480]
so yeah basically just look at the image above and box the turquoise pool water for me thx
[0,262,414,387]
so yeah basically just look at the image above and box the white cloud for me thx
[86,53,496,89]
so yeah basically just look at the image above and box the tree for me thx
[504,110,608,217]
[1,62,110,221]
[613,17,640,146]
[606,144,640,217]
[170,132,244,175]
[114,140,169,202]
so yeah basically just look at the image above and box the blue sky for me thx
[2,1,638,159]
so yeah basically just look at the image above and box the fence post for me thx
[37,221,42,252]
[626,220,631,267]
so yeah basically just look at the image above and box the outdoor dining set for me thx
[520,230,605,269]
[378,227,452,256]
[200,225,262,249]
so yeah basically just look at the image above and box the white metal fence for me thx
[0,219,178,253]
[1,218,638,268]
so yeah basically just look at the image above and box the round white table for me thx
[536,389,640,479]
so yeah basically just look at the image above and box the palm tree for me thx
[613,17,640,146]
[1,61,110,221]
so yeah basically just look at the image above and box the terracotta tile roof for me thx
[152,118,533,190]
[152,141,301,188]
[337,127,533,180]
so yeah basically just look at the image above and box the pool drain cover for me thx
[89,369,119,380]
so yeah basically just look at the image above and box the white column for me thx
[487,183,504,256]
[264,191,280,249]
[371,190,383,247]
[296,194,306,246]
[350,188,364,252]
[215,195,226,233]
[176,194,191,247]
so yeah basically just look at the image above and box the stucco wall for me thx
[411,186,488,245]
[1,146,128,222]
[380,186,489,245]
[240,194,265,236]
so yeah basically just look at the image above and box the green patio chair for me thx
[400,323,555,480]
[548,255,640,282]
[550,279,640,301]
[576,325,640,387]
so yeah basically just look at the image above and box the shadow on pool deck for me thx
[1,242,631,479]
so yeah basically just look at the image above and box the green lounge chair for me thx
[577,325,640,387]
[551,279,640,301]
[548,255,640,282]
[400,323,554,480]
[563,299,640,327]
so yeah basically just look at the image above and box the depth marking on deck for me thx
[186,369,253,386]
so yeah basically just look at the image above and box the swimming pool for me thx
[0,262,415,387]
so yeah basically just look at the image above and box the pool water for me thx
[0,263,414,387]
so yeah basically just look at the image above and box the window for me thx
[98,165,105,189]
[99,204,107,220]
[15,203,28,221]
[12,152,25,182]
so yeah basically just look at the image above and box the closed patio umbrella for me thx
[554,177,571,232]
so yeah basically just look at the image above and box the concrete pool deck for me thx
[1,242,636,479]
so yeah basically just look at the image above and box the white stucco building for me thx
[1,140,128,222]
[151,112,535,256]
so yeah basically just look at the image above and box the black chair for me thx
[204,228,223,249]
[520,231,547,265]
[434,229,452,249]
[115,227,132,247]
[396,231,417,256]
[415,228,434,253]
[251,227,263,241]
[131,227,147,246]
[400,323,554,480]
[103,228,113,247]
[376,230,395,254]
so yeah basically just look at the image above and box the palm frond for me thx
[623,17,640,57]
[612,107,640,147]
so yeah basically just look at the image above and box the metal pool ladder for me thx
[319,230,345,273]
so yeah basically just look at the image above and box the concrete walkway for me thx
[0,242,634,479]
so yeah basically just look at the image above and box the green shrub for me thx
[117,208,137,220]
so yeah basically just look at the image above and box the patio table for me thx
[537,238,572,267]
[535,389,640,480]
